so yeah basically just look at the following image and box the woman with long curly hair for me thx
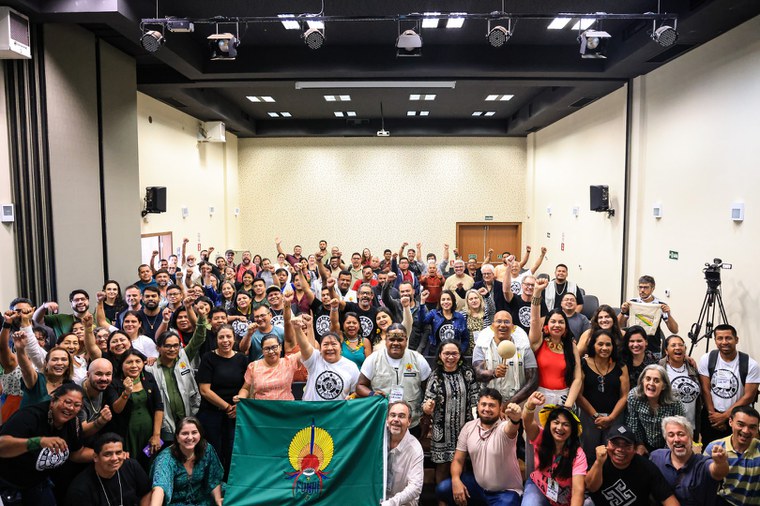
[522,391,587,506]
[576,304,623,356]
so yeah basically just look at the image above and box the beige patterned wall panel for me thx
[238,137,526,258]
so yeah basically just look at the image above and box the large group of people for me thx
[0,238,758,506]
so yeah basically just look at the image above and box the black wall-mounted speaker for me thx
[145,186,167,213]
[590,185,609,212]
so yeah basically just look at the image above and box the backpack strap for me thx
[707,349,719,378]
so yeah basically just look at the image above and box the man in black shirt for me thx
[586,425,678,506]
[336,281,378,340]
[66,433,151,506]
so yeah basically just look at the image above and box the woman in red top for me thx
[529,278,582,410]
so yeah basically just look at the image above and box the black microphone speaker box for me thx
[146,186,167,213]
[589,185,609,212]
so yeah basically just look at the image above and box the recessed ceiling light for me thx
[420,111,430,116]
[347,111,356,117]
[307,20,324,30]
[324,95,351,102]
[281,112,292,117]
[485,94,514,102]
[422,12,441,29]
[278,14,300,30]
[446,14,466,29]
[324,95,337,102]
[472,111,483,117]
[424,94,436,101]
[548,17,571,30]
[407,111,416,116]
[334,111,344,117]
[339,95,351,101]
[485,111,496,117]
[268,112,279,117]
[409,94,421,101]
[247,95,277,103]
[572,19,596,30]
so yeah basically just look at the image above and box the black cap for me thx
[607,424,635,444]
[266,286,281,295]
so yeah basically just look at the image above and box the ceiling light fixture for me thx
[571,18,596,30]
[579,29,611,59]
[396,28,422,57]
[208,25,240,60]
[296,81,456,89]
[421,12,440,29]
[446,14,466,29]
[140,30,165,53]
[278,14,300,30]
[652,24,678,47]
[487,19,512,48]
[548,17,571,30]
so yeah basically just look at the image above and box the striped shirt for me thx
[704,436,760,505]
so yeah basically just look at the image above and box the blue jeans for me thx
[523,477,551,505]
[436,472,521,506]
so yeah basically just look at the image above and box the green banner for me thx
[226,397,387,505]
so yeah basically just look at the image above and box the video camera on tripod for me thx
[689,258,731,353]
[703,258,732,292]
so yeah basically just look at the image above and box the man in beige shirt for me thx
[442,259,474,311]
[437,388,524,505]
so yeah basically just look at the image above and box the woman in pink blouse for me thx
[236,333,299,400]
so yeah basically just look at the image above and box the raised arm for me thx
[296,264,315,304]
[12,335,38,390]
[503,255,516,303]
[529,277,548,351]
[0,311,19,372]
[400,297,413,337]
[75,312,99,361]
[292,316,314,360]
[519,245,531,270]
[150,250,159,273]
[95,292,110,328]
[531,247,547,274]
[181,237,189,266]
[184,313,208,362]
[275,236,286,257]
[522,390,545,442]
[398,242,408,260]
[329,298,341,333]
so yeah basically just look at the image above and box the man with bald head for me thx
[79,358,118,438]
[472,311,537,408]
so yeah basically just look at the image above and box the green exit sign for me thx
[669,250,679,260]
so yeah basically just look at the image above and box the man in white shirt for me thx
[698,324,760,444]
[382,401,424,506]
[356,324,431,432]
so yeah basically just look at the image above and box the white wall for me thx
[237,137,527,260]
[137,93,240,260]
[528,14,760,359]
[627,14,760,359]
[526,88,628,304]
[0,63,17,304]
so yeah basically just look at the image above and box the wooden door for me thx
[141,232,173,264]
[456,223,521,265]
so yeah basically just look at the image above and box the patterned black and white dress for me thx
[424,365,480,463]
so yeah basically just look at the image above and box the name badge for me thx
[546,477,560,502]
[389,385,404,403]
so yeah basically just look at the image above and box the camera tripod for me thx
[688,284,728,355]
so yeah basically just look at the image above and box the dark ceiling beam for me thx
[251,119,515,137]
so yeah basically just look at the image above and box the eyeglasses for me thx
[162,343,181,350]
[442,352,460,357]
[263,345,280,353]
[59,399,83,409]
[522,282,535,287]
